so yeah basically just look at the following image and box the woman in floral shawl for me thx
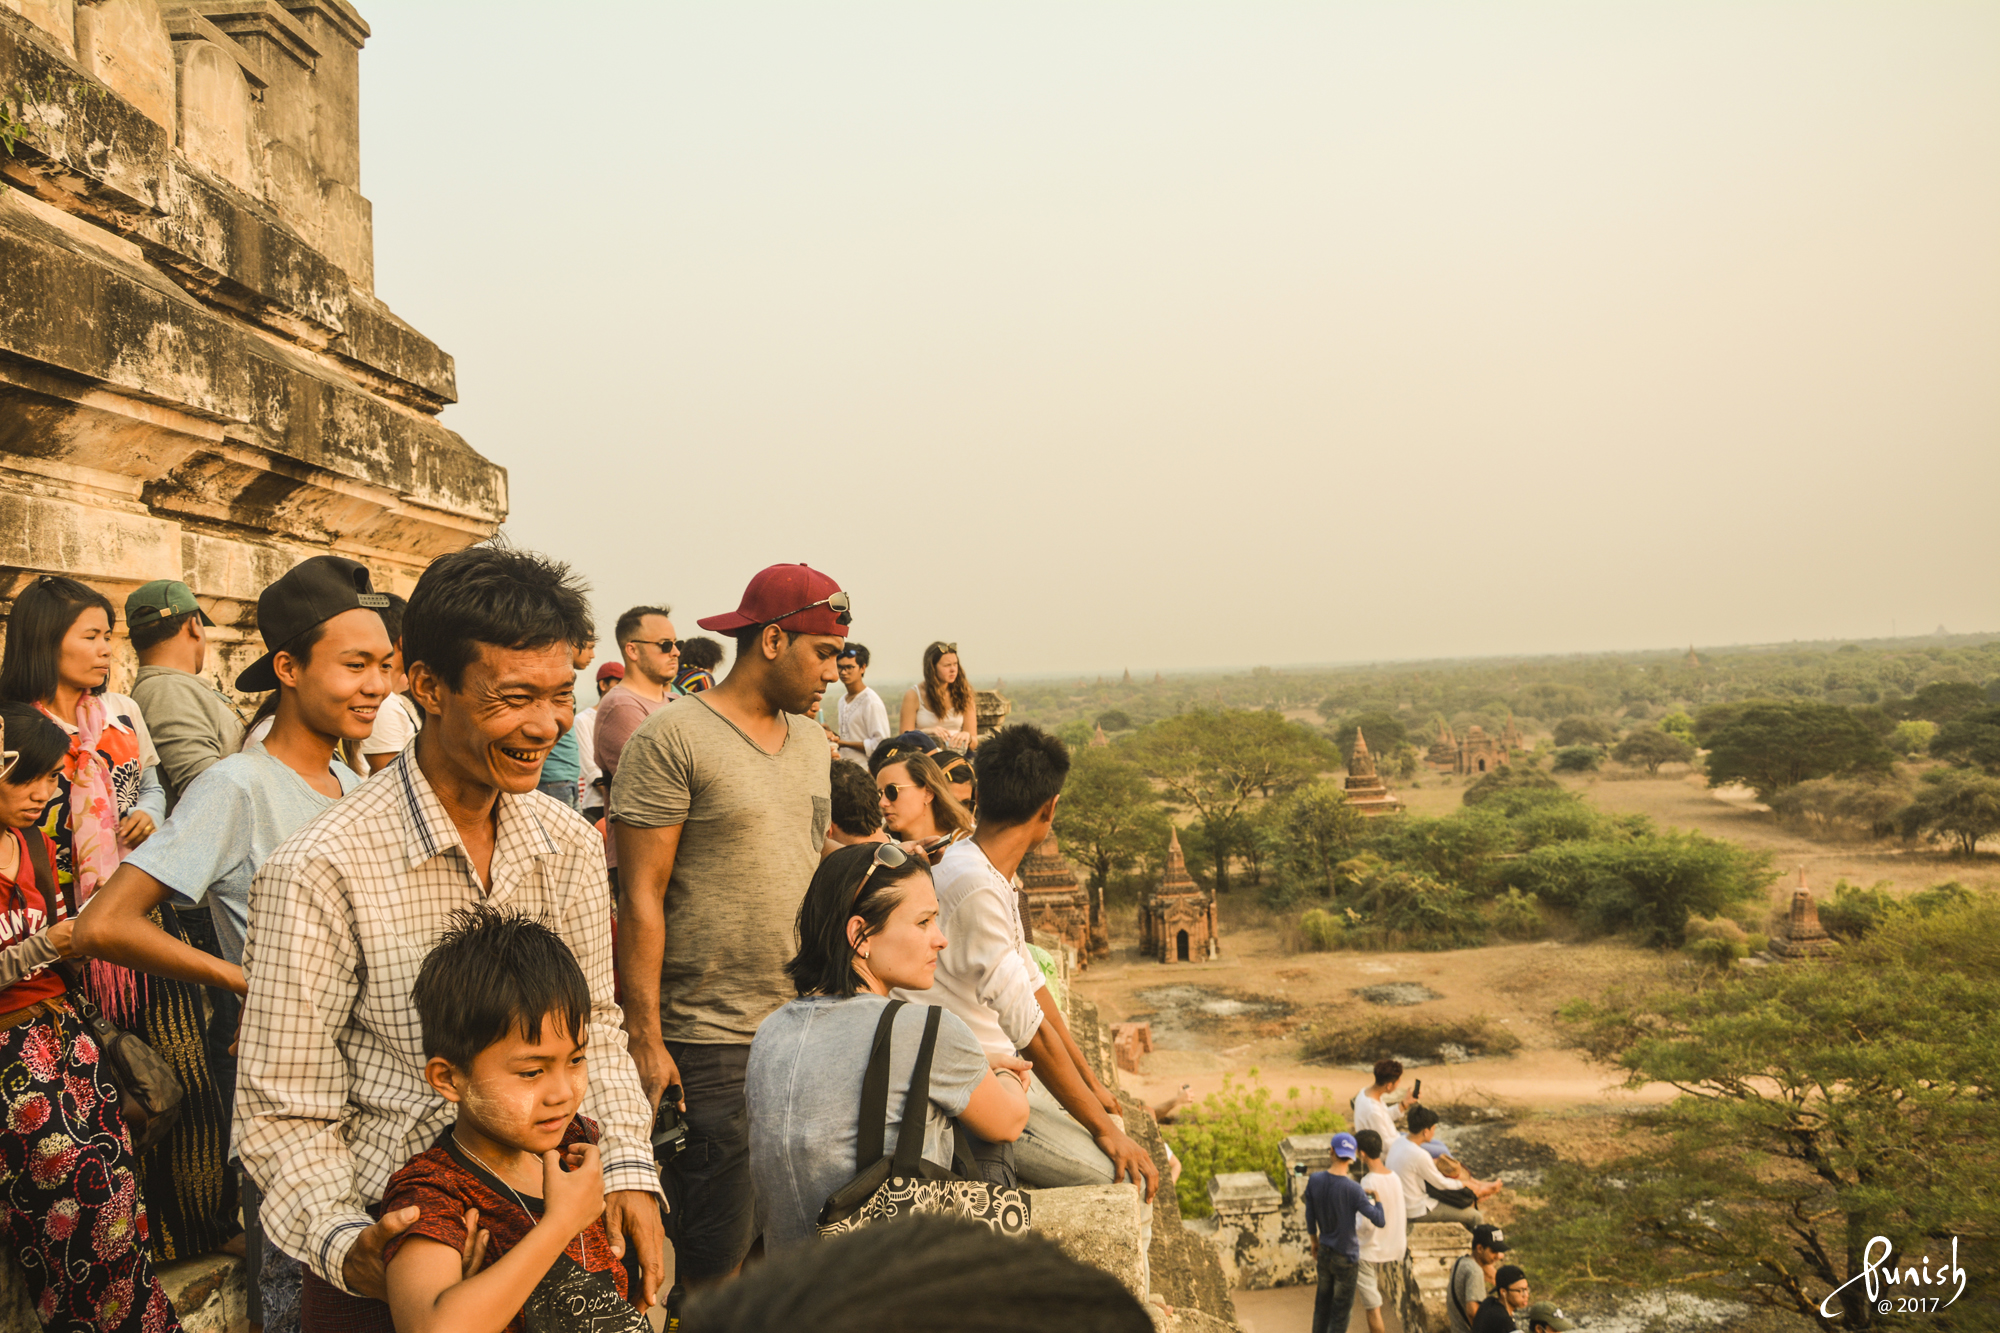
[0,577,236,1263]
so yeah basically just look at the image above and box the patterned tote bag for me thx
[816,999,1030,1238]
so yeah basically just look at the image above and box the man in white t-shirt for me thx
[830,643,890,768]
[1353,1129,1409,1333]
[1386,1105,1493,1230]
[1352,1057,1415,1148]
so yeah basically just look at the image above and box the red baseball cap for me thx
[698,564,849,638]
[595,662,625,683]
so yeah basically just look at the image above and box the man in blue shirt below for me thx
[1305,1131,1387,1333]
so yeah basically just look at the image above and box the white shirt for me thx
[837,685,891,768]
[894,839,1046,1056]
[1352,1088,1398,1146]
[1356,1168,1408,1262]
[358,691,420,756]
[1386,1133,1460,1220]
[575,705,602,808]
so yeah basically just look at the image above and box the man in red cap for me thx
[612,564,848,1302]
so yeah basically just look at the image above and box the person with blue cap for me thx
[1305,1130,1386,1333]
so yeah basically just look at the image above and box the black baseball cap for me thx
[236,556,390,692]
[1472,1224,1510,1252]
[1494,1264,1527,1291]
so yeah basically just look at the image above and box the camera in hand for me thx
[651,1085,687,1162]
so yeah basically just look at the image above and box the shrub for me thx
[1159,1072,1343,1218]
[1682,915,1747,946]
[1461,765,1562,809]
[1766,774,1910,838]
[1682,937,1743,968]
[1816,879,1899,938]
[1301,1013,1523,1066]
[1296,908,1343,952]
[1338,862,1485,950]
[1888,719,1937,755]
[1489,887,1544,939]
[1552,746,1602,772]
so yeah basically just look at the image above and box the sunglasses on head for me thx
[938,760,973,785]
[932,642,957,654]
[852,839,917,903]
[771,590,852,628]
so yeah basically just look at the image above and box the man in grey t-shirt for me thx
[613,563,847,1297]
[1449,1224,1510,1333]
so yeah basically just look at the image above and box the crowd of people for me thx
[0,551,1168,1333]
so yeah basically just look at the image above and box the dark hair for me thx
[679,636,724,671]
[0,701,70,788]
[971,724,1070,827]
[879,751,973,838]
[413,905,591,1069]
[376,593,408,645]
[1354,1129,1384,1161]
[682,1216,1152,1333]
[1494,1264,1527,1291]
[1372,1059,1403,1086]
[787,842,929,998]
[829,760,884,837]
[614,605,673,647]
[839,642,870,669]
[921,641,972,722]
[403,547,594,691]
[0,576,116,706]
[868,732,937,776]
[1407,1105,1440,1134]
[730,623,794,661]
[129,609,198,653]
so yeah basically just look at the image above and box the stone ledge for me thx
[1030,1182,1150,1301]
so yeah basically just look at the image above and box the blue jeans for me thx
[537,778,579,808]
[662,1042,757,1287]
[1315,1246,1360,1333]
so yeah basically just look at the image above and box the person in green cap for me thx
[1523,1300,1578,1332]
[125,578,244,810]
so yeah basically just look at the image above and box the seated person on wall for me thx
[0,703,180,1333]
[1386,1106,1495,1231]
[744,842,1029,1251]
[890,724,1158,1201]
[382,907,649,1333]
[1351,1058,1413,1148]
[822,758,889,858]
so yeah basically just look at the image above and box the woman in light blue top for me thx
[746,842,1030,1250]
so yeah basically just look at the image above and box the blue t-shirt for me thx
[543,727,582,784]
[746,995,988,1252]
[1305,1169,1385,1261]
[125,745,361,964]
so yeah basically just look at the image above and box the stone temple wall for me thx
[0,0,502,690]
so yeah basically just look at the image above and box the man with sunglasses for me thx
[612,564,847,1305]
[1472,1264,1536,1333]
[596,606,680,890]
[829,643,889,769]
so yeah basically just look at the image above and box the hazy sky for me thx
[358,2,1999,681]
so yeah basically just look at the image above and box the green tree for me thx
[1551,745,1602,772]
[1659,711,1697,744]
[1611,727,1698,774]
[1260,780,1365,899]
[1552,715,1614,747]
[1095,709,1133,733]
[1497,831,1770,943]
[1329,711,1408,758]
[1929,705,2000,773]
[1461,765,1562,809]
[1883,680,1987,723]
[1540,898,2000,1328]
[1124,710,1338,891]
[1699,701,1895,800]
[1053,748,1171,938]
[1886,719,1936,755]
[1890,768,2000,855]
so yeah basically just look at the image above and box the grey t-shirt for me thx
[746,995,987,1251]
[609,696,830,1044]
[1448,1254,1487,1333]
[124,745,361,963]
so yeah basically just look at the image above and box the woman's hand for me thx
[117,810,155,847]
[45,918,77,958]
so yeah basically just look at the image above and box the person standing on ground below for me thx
[892,725,1158,1200]
[1352,1058,1414,1148]
[875,751,972,846]
[124,578,240,810]
[674,636,724,696]
[1447,1225,1510,1333]
[1389,1105,1493,1230]
[829,644,889,768]
[1472,1264,1534,1333]
[1304,1131,1385,1333]
[1351,1129,1407,1333]
[234,547,664,1332]
[577,662,621,823]
[595,608,679,893]
[899,642,977,750]
[612,564,847,1304]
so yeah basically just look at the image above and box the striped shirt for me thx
[235,746,658,1293]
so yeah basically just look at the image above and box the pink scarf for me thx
[54,694,124,903]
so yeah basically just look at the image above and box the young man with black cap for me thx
[1448,1225,1511,1333]
[612,564,847,1297]
[1473,1263,1534,1333]
[125,578,241,809]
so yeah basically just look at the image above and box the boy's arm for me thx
[386,1229,574,1333]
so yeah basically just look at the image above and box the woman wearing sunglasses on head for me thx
[899,642,977,751]
[876,752,972,848]
[744,842,1029,1251]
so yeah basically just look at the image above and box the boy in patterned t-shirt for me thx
[381,908,648,1333]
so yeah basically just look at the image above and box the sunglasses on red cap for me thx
[771,590,851,627]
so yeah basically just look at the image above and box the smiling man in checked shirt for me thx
[235,547,665,1332]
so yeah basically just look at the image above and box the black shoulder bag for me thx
[816,999,1030,1238]
[25,834,186,1154]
